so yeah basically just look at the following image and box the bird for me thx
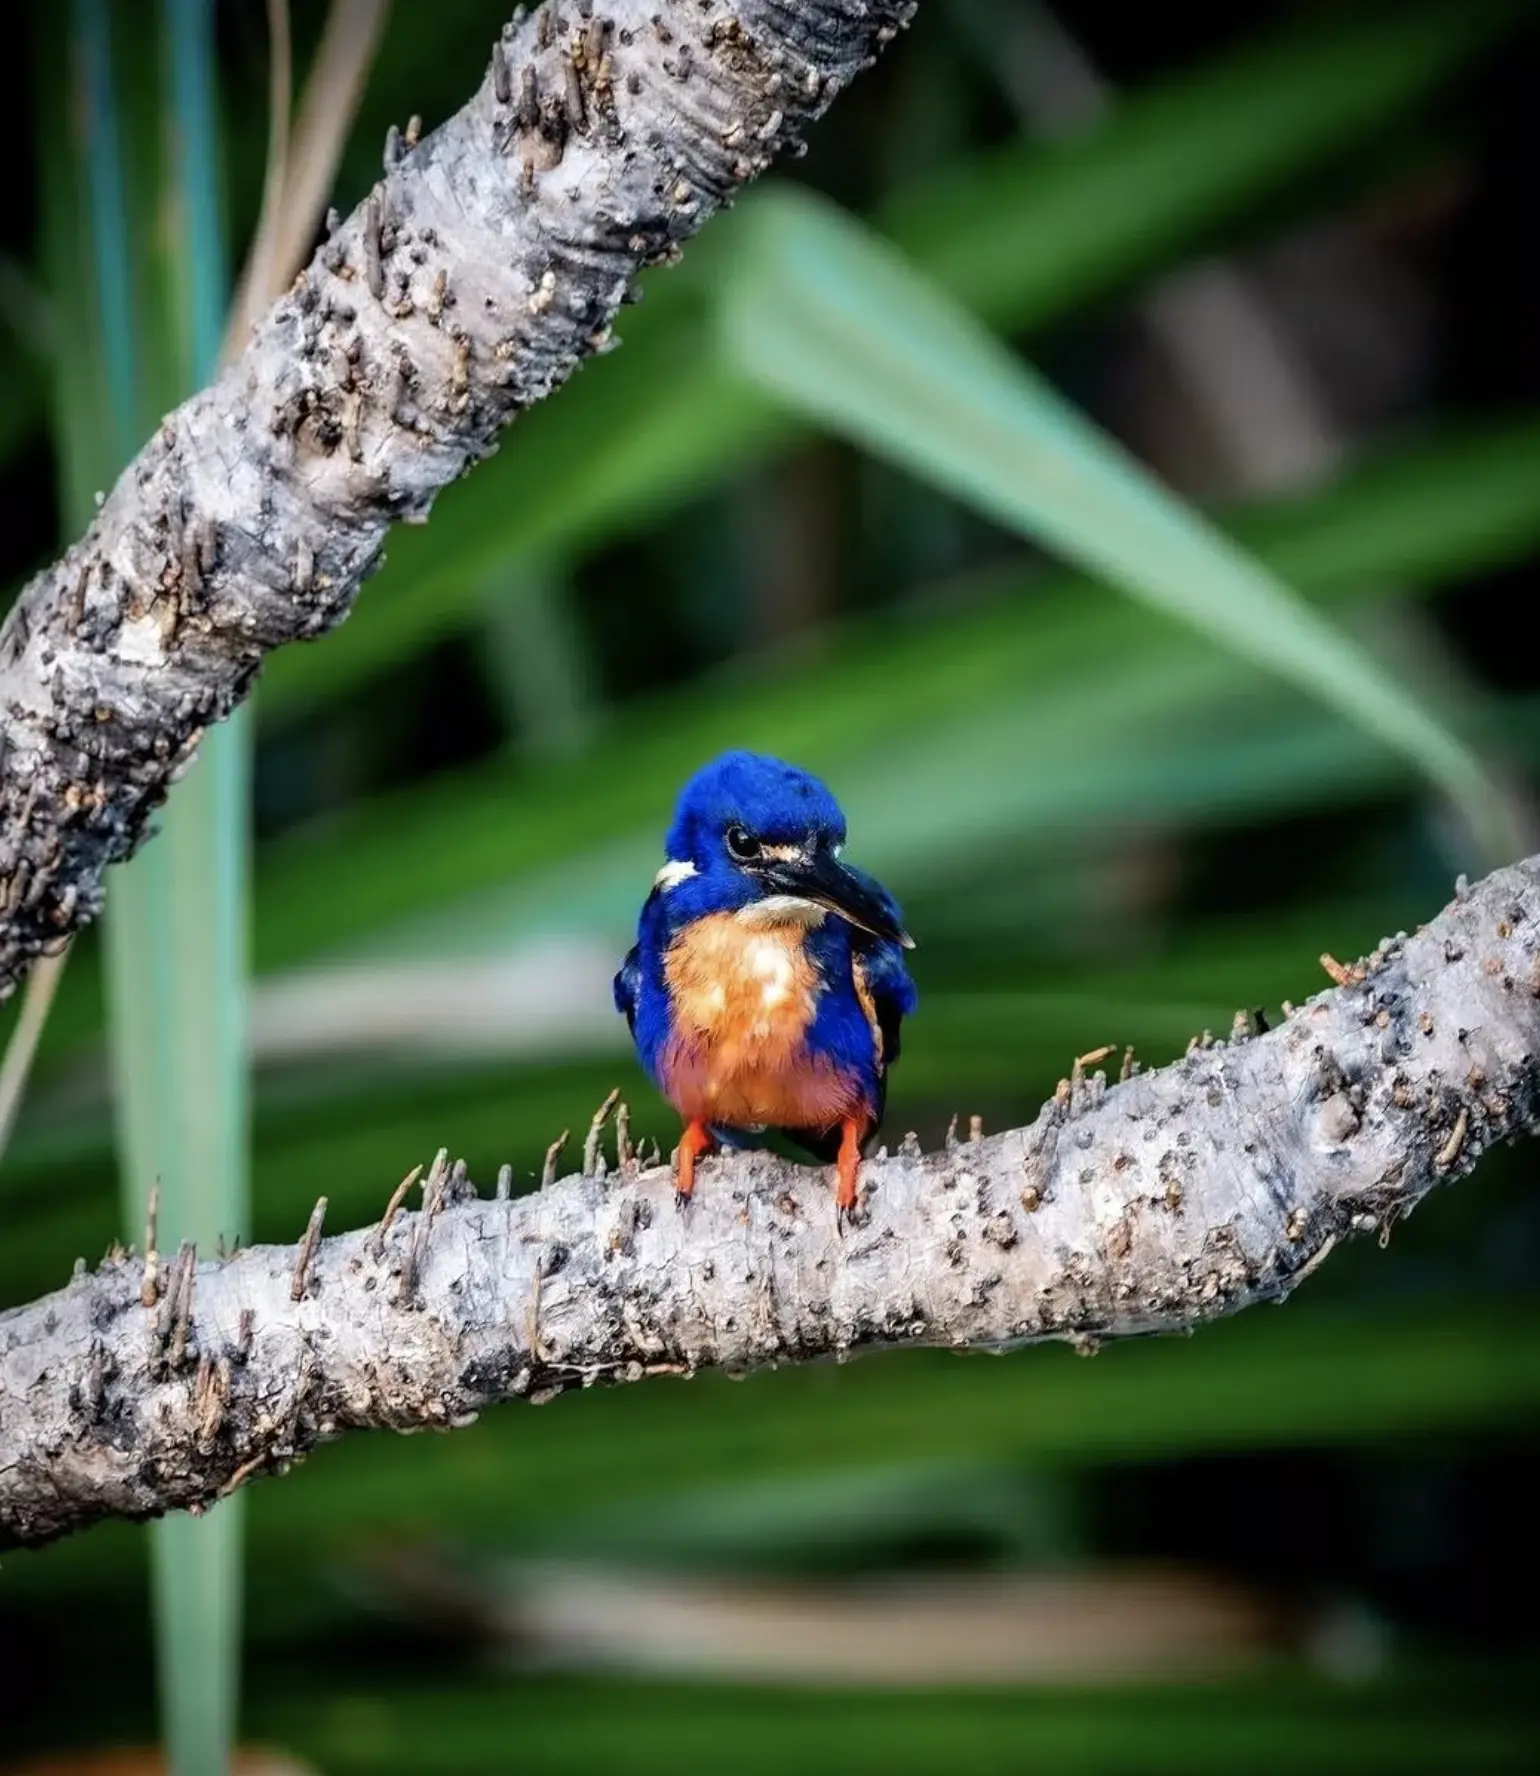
[614,749,917,1226]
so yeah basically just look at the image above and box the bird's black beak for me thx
[752,850,914,949]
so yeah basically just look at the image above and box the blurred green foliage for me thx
[3,0,1539,1770]
[43,2,251,1769]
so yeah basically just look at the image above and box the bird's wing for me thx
[854,937,918,1139]
[612,942,643,1037]
[783,938,918,1163]
[615,881,674,1039]
[859,938,918,1073]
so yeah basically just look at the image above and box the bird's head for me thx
[655,750,913,948]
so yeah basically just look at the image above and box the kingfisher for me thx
[614,750,917,1224]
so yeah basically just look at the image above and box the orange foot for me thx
[834,1114,867,1234]
[674,1119,715,1210]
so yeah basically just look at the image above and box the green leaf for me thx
[267,1673,1537,1776]
[474,553,600,758]
[11,416,1540,1100]
[255,0,1523,719]
[717,186,1512,860]
[881,0,1523,327]
[62,2,248,1771]
[104,734,249,1776]
[241,421,1540,980]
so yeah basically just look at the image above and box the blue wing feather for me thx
[613,942,642,1037]
[782,930,916,1163]
[863,937,917,1070]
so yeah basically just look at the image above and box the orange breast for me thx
[660,913,864,1131]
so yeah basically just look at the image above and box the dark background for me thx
[1,1,1537,1769]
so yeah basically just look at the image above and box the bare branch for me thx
[4,857,1538,1550]
[0,0,917,999]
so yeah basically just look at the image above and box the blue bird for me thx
[614,750,917,1224]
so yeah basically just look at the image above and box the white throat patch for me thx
[654,859,699,891]
[735,895,828,930]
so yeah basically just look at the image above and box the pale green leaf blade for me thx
[66,1,249,1770]
[718,187,1512,860]
[257,0,1522,720]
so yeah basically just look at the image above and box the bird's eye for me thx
[724,823,761,862]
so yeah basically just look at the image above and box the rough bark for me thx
[4,857,1537,1550]
[0,0,916,1000]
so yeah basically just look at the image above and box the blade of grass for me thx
[253,0,1525,719]
[263,1673,1540,1776]
[76,0,249,1770]
[0,955,69,1163]
[7,414,1539,1096]
[475,555,599,758]
[224,0,390,362]
[246,419,1540,977]
[225,0,292,361]
[104,1,391,1767]
[717,187,1514,863]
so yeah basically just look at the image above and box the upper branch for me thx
[0,0,916,998]
[3,856,1538,1549]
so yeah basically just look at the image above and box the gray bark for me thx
[3,856,1537,1549]
[0,0,916,1000]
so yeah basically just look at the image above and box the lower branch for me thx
[4,857,1538,1549]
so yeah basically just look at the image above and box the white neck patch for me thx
[735,895,828,930]
[654,859,699,891]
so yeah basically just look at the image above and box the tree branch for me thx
[0,0,916,1000]
[4,856,1537,1549]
